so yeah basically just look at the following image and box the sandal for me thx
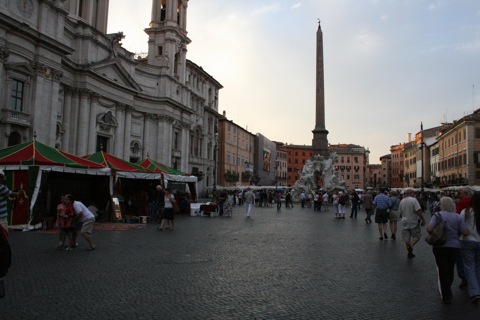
[85,246,95,251]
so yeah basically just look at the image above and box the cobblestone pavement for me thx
[1,204,479,320]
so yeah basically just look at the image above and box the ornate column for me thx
[76,89,91,156]
[70,89,80,154]
[123,106,133,160]
[62,87,72,152]
[48,69,63,146]
[88,93,99,154]
[143,114,152,159]
[180,0,188,30]
[114,105,125,157]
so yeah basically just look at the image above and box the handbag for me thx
[425,212,447,246]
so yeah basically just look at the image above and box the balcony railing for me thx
[2,109,31,127]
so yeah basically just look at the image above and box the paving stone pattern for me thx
[1,205,479,319]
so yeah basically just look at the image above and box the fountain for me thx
[292,152,345,194]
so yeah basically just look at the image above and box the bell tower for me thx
[145,0,191,83]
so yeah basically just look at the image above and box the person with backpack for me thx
[427,197,469,305]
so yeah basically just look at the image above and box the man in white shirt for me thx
[65,194,96,251]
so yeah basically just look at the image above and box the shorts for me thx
[389,210,400,222]
[402,225,422,242]
[375,208,389,224]
[80,218,95,234]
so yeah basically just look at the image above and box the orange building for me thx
[280,145,313,187]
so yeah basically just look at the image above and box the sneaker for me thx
[471,296,480,304]
[407,252,415,258]
[384,233,388,239]
[391,234,396,240]
[64,246,74,251]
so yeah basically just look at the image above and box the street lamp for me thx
[274,164,278,188]
[419,122,425,193]
[213,126,218,197]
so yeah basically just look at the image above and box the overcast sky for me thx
[108,0,480,164]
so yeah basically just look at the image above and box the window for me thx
[8,132,21,146]
[173,131,180,150]
[10,80,24,111]
[96,136,108,152]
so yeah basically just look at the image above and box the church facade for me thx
[0,0,222,195]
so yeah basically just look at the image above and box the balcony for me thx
[1,109,31,127]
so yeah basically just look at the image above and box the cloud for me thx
[253,3,281,15]
[291,2,302,9]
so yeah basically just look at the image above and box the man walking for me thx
[399,189,426,258]
[244,188,255,219]
[372,188,391,240]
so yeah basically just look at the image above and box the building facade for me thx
[274,142,288,187]
[366,164,381,189]
[329,144,369,190]
[217,113,255,187]
[437,112,479,186]
[379,154,391,188]
[0,0,222,195]
[282,145,313,187]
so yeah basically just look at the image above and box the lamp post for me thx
[213,126,218,198]
[420,122,425,194]
[274,164,278,188]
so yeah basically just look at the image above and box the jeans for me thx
[350,203,358,218]
[245,203,253,217]
[461,240,480,298]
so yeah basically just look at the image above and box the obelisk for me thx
[311,21,329,156]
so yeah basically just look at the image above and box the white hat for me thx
[0,169,5,177]
[156,185,162,190]
[339,191,343,195]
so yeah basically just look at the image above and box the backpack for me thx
[339,195,346,205]
[425,212,447,246]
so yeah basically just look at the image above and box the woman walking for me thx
[158,188,176,231]
[460,191,480,303]
[427,197,469,304]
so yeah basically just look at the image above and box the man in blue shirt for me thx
[373,188,392,240]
